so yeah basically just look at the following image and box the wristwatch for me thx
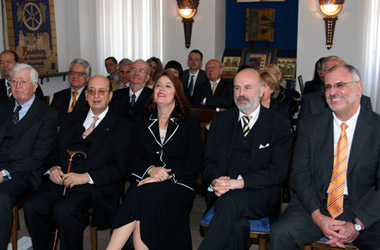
[1,170,9,181]
[352,220,363,232]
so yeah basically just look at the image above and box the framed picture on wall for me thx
[222,56,241,78]
[237,0,285,2]
[241,48,278,71]
[277,57,296,79]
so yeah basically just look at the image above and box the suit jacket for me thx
[298,91,372,121]
[292,107,380,228]
[111,79,129,91]
[180,69,208,99]
[128,112,202,190]
[111,86,153,122]
[191,78,235,110]
[45,108,130,226]
[0,97,58,189]
[203,107,293,219]
[50,87,89,123]
[0,78,45,104]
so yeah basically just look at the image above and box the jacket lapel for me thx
[347,108,371,175]
[86,111,113,156]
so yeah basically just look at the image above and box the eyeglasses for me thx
[69,71,87,77]
[11,79,31,86]
[188,57,200,62]
[131,68,147,74]
[323,81,357,92]
[86,88,110,96]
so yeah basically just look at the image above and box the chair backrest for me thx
[298,75,304,93]
[190,108,218,152]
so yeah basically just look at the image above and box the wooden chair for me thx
[190,108,218,153]
[304,237,359,250]
[200,207,270,250]
[11,203,98,250]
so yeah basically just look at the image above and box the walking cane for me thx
[52,150,88,250]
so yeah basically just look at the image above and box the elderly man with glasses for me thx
[271,64,380,250]
[0,63,57,249]
[24,75,130,250]
[111,59,153,122]
[50,58,91,123]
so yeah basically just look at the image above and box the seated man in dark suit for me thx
[192,59,234,110]
[111,59,153,122]
[271,64,380,250]
[0,50,45,104]
[0,63,58,249]
[50,58,91,123]
[180,49,208,101]
[111,58,133,91]
[24,75,130,250]
[199,68,293,250]
[298,56,372,121]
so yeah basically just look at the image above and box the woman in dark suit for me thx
[107,70,202,250]
[260,70,292,123]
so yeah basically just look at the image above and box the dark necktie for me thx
[189,75,195,96]
[242,116,251,137]
[9,106,22,127]
[6,81,12,99]
[130,93,136,107]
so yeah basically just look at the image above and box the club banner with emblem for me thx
[4,0,58,75]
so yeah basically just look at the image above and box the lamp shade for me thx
[319,0,344,16]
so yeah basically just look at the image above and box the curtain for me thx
[95,0,162,75]
[361,0,380,113]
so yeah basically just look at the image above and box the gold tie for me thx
[212,82,217,95]
[68,91,78,113]
[327,123,348,218]
[242,116,251,137]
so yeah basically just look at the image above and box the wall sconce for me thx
[319,0,344,50]
[177,0,200,49]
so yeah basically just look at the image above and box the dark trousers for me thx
[24,181,92,250]
[0,177,30,250]
[270,196,380,250]
[198,189,269,250]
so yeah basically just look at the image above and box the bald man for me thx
[199,68,293,250]
[24,75,130,250]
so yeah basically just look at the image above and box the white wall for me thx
[162,0,226,68]
[1,0,226,101]
[297,1,363,85]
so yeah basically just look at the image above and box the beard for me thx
[234,94,260,114]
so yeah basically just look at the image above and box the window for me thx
[362,0,380,112]
[95,0,162,75]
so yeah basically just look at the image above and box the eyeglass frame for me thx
[86,88,111,96]
[69,71,87,77]
[323,81,358,92]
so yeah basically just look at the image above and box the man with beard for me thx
[199,68,293,250]
[270,64,380,250]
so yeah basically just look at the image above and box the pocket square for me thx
[259,143,270,149]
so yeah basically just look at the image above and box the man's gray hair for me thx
[10,63,39,85]
[70,58,91,76]
[118,58,133,69]
[321,56,346,73]
[133,59,151,75]
[325,64,361,82]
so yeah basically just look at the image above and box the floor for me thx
[11,193,264,250]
